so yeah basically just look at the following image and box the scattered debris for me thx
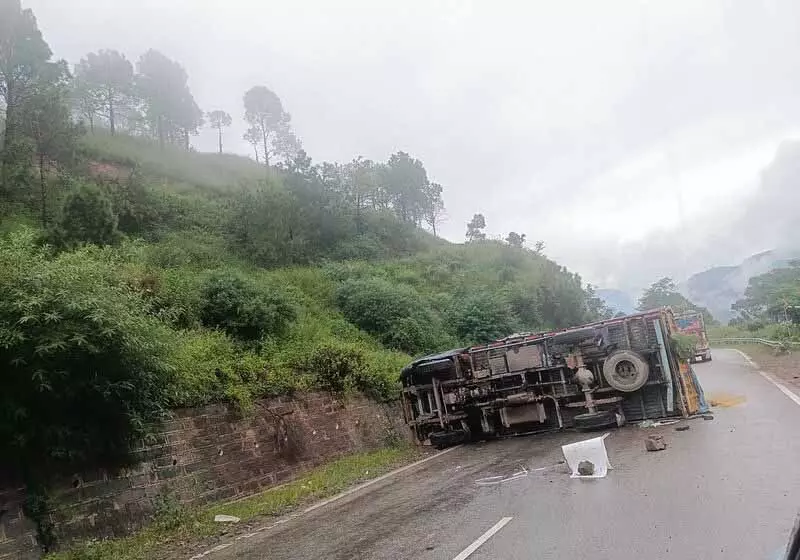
[645,435,666,452]
[675,425,690,432]
[577,460,595,476]
[562,433,612,478]
[214,515,241,523]
[639,419,679,428]
[475,464,529,486]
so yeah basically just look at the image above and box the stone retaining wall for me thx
[0,393,408,559]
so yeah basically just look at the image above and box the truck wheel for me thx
[429,430,467,449]
[602,350,650,392]
[573,410,617,431]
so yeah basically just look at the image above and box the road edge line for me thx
[300,444,463,515]
[190,444,463,559]
[452,516,513,560]
[732,348,759,368]
[758,370,800,407]
[731,348,800,407]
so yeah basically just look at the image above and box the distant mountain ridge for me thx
[683,249,800,323]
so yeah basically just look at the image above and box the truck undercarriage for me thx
[401,309,705,446]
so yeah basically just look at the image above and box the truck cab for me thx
[674,311,711,363]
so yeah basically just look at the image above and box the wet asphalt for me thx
[210,349,800,560]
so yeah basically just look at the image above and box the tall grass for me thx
[81,130,266,192]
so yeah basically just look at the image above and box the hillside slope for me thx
[3,132,604,411]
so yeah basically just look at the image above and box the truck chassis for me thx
[401,309,701,446]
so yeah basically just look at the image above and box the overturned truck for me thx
[401,308,705,447]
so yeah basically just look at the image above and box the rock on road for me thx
[205,349,800,560]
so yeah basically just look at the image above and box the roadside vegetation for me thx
[709,260,800,342]
[1,2,611,554]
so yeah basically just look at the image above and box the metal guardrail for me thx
[710,337,800,348]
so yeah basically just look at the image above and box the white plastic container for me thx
[561,433,612,478]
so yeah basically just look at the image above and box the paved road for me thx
[209,349,800,560]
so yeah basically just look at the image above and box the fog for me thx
[26,0,800,293]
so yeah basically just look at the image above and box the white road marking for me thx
[191,543,232,558]
[730,348,800,407]
[190,445,463,559]
[732,348,759,368]
[300,444,463,515]
[452,517,513,560]
[758,370,800,407]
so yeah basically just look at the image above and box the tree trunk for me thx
[39,152,46,226]
[355,192,362,235]
[108,89,115,136]
[218,125,223,154]
[252,144,259,163]
[1,95,16,194]
[184,129,190,151]
[261,126,270,168]
[157,115,164,149]
[89,114,94,134]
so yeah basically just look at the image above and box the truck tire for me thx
[573,410,617,431]
[602,350,649,392]
[429,430,467,449]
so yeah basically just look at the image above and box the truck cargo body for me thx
[401,309,704,446]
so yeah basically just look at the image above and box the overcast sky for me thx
[26,0,800,293]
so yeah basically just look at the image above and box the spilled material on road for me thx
[707,392,747,407]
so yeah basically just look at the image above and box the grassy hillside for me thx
[3,132,603,410]
[1,131,608,553]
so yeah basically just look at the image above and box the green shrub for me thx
[448,292,521,344]
[671,333,699,360]
[149,268,203,328]
[763,322,800,342]
[331,234,387,261]
[334,277,445,354]
[304,343,366,393]
[199,271,296,342]
[50,182,122,248]
[109,170,161,236]
[167,329,239,406]
[295,341,402,400]
[0,229,172,481]
[351,348,406,400]
[384,315,442,356]
[144,230,232,269]
[167,328,276,410]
